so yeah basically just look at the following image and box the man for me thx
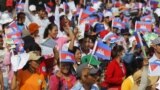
[23,22,40,52]
[33,7,50,40]
[138,37,160,90]
[71,63,100,90]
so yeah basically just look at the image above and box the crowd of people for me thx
[0,0,160,90]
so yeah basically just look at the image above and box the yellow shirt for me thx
[121,76,134,90]
[17,70,46,90]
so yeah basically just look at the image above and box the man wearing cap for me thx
[23,22,40,52]
[71,63,99,90]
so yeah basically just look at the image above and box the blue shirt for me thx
[71,81,99,90]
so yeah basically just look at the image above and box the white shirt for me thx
[148,54,160,76]
[33,14,50,39]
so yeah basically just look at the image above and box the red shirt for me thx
[101,59,126,90]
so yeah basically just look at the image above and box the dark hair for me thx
[111,45,124,59]
[17,12,25,20]
[37,5,45,12]
[68,46,80,54]
[43,23,57,39]
[28,43,41,53]
[78,34,90,44]
[60,15,71,32]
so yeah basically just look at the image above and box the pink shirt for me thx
[49,74,76,90]
[55,37,68,51]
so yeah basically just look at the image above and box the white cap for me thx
[29,5,36,12]
[155,8,160,17]
[104,11,113,17]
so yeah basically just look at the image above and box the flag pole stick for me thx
[88,40,98,66]
[135,21,147,58]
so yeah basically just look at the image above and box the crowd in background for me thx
[0,0,160,90]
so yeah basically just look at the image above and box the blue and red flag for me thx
[112,19,125,29]
[6,32,21,39]
[123,16,130,23]
[44,4,51,13]
[103,32,120,43]
[135,21,152,33]
[63,2,69,13]
[134,31,147,48]
[80,8,96,19]
[141,15,152,22]
[87,16,98,25]
[94,23,105,33]
[150,60,160,71]
[8,21,18,31]
[150,0,159,9]
[60,51,75,63]
[16,2,24,11]
[95,41,111,60]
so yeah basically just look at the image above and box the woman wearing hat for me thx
[11,51,46,90]
[49,56,76,90]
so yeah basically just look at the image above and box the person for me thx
[16,12,26,32]
[79,35,92,57]
[33,6,50,39]
[11,51,47,90]
[68,46,82,72]
[71,63,100,90]
[41,23,59,76]
[23,22,40,52]
[138,37,160,90]
[101,45,126,90]
[49,60,76,90]
[121,56,143,90]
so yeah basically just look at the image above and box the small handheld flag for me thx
[44,4,51,13]
[112,19,125,29]
[135,21,152,33]
[60,51,75,63]
[95,41,111,60]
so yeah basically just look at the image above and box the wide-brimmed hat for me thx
[76,63,100,77]
[0,12,13,24]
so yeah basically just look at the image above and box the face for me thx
[63,16,70,27]
[119,50,125,57]
[55,0,60,4]
[49,26,58,39]
[82,38,90,50]
[79,0,84,4]
[29,60,41,69]
[75,49,82,63]
[33,30,39,37]
[104,17,110,23]
[81,68,97,85]
[18,15,26,23]
[38,10,46,19]
[89,39,94,49]
[154,44,160,54]
[60,62,71,74]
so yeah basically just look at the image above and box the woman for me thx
[49,61,76,90]
[101,45,126,90]
[121,56,143,90]
[11,51,46,90]
[68,46,82,74]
